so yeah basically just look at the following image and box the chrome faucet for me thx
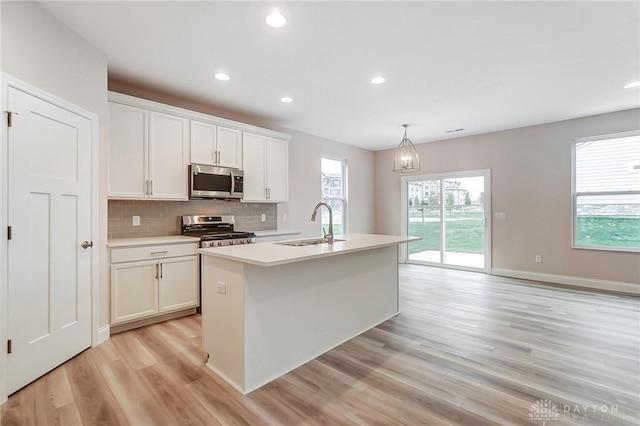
[310,202,334,244]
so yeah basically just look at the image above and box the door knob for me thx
[81,241,93,249]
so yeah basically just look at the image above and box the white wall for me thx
[0,1,108,404]
[375,109,640,285]
[281,129,375,237]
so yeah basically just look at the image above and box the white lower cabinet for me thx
[158,255,199,312]
[111,260,159,323]
[110,242,198,325]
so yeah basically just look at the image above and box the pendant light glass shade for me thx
[393,124,421,173]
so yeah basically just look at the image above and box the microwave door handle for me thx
[230,171,235,195]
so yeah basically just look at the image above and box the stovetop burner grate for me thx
[181,214,256,247]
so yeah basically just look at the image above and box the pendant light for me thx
[393,124,421,173]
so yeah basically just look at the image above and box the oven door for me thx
[189,164,243,199]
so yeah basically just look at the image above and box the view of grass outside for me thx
[407,210,640,255]
[330,224,343,235]
[573,134,639,251]
[408,209,484,255]
[576,216,640,248]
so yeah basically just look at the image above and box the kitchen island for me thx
[199,233,419,394]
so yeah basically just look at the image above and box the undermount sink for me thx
[276,238,345,247]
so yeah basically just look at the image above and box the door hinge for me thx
[7,339,12,354]
[7,226,12,240]
[6,111,18,127]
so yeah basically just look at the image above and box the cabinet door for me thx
[111,260,159,324]
[242,132,267,201]
[190,120,216,165]
[266,137,289,202]
[216,126,242,169]
[108,103,148,198]
[158,256,199,313]
[149,112,189,200]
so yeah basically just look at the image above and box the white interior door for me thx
[6,86,92,394]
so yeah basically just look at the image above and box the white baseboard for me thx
[109,308,197,335]
[94,325,110,346]
[491,268,639,296]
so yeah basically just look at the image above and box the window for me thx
[321,157,347,236]
[573,131,640,252]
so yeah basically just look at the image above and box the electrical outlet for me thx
[535,255,543,263]
[132,216,140,226]
[282,213,287,221]
[216,281,226,295]
[495,212,506,220]
[261,213,266,222]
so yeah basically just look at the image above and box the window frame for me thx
[320,156,348,236]
[571,130,640,253]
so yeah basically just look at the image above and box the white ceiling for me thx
[41,1,640,151]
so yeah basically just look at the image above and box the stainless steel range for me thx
[181,215,256,248]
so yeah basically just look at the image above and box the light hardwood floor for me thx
[2,265,639,425]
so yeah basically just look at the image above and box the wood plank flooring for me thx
[2,265,639,425]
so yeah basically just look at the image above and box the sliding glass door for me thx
[403,170,490,272]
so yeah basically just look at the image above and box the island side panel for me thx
[243,245,399,392]
[201,255,246,392]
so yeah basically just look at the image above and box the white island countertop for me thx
[198,233,419,267]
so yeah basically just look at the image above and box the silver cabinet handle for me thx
[160,262,164,279]
[150,180,153,195]
[150,251,169,255]
[217,150,220,164]
[155,263,159,279]
[81,241,93,249]
[145,180,150,195]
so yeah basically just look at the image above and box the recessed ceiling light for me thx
[266,12,287,29]
[214,73,230,81]
[624,81,640,89]
[371,76,386,85]
[280,96,293,103]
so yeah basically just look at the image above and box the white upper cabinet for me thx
[242,132,268,201]
[190,121,242,169]
[108,92,289,201]
[149,112,189,199]
[108,103,148,198]
[266,137,288,202]
[216,126,243,169]
[190,120,216,166]
[109,103,188,200]
[242,132,288,203]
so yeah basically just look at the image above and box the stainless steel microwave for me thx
[189,164,244,200]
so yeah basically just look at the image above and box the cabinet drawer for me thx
[111,242,198,263]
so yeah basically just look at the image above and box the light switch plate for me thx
[495,212,506,220]
[216,281,226,295]
[132,216,141,226]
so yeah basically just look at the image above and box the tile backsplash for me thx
[108,200,277,239]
